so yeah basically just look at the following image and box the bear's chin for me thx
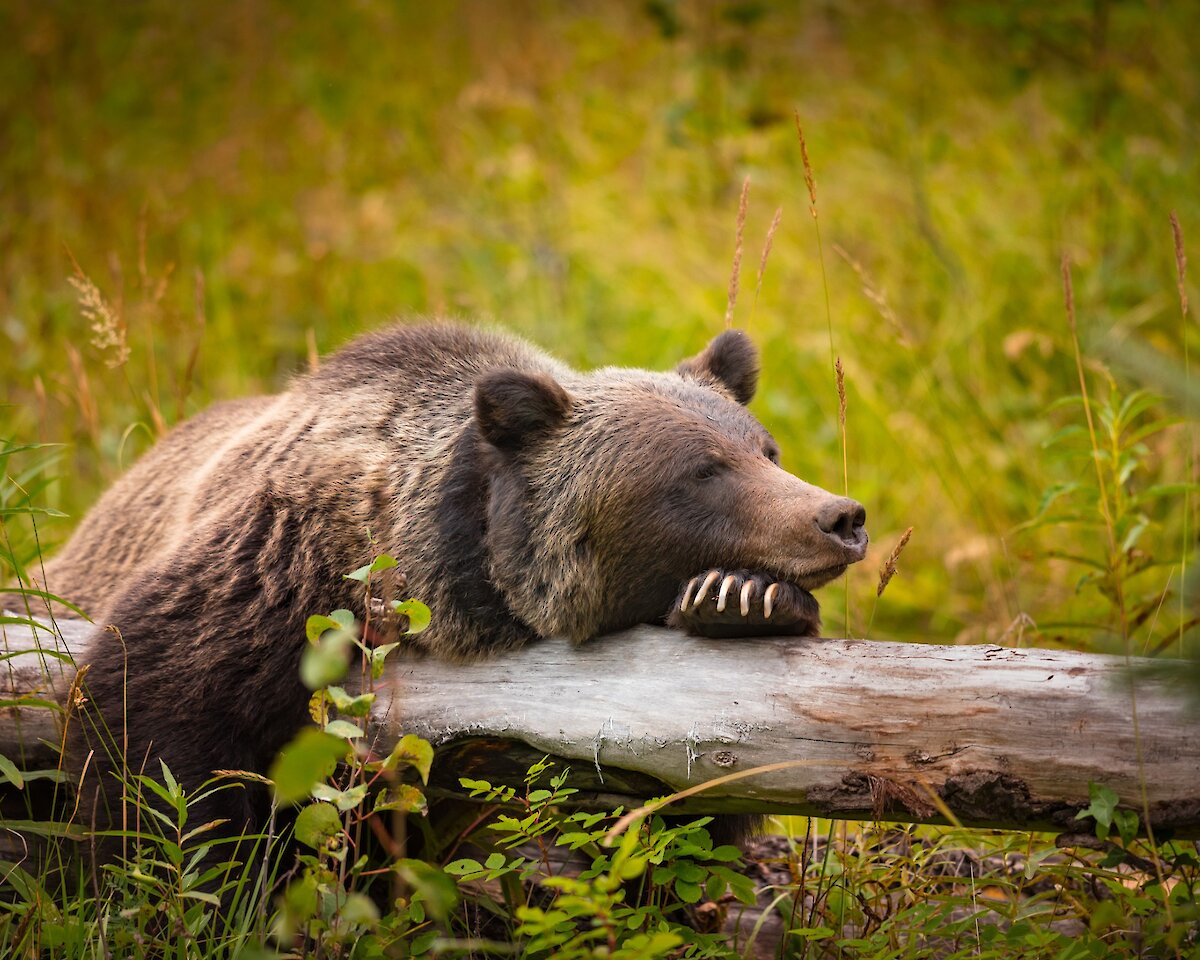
[793,564,848,591]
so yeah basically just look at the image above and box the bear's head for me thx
[474,331,868,641]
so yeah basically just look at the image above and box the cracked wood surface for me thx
[3,615,1198,834]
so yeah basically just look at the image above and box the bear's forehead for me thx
[574,369,768,443]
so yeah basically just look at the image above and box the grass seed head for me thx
[835,357,847,427]
[753,206,783,308]
[68,270,129,369]
[1170,211,1188,318]
[724,175,750,328]
[877,526,914,597]
[794,111,817,218]
[1060,254,1077,335]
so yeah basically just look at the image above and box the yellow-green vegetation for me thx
[1,2,1197,957]
[1,0,1195,650]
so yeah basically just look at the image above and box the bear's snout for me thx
[815,496,868,558]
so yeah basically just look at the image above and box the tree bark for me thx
[3,615,1199,836]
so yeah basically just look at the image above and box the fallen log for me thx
[2,614,1198,836]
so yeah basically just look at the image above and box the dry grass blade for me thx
[1170,211,1188,318]
[63,343,99,445]
[1060,254,1115,557]
[877,526,913,597]
[725,176,750,329]
[752,206,783,315]
[832,241,911,346]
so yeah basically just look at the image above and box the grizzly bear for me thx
[7,324,867,843]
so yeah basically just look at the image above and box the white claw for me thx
[694,570,722,606]
[740,580,756,617]
[680,576,699,612]
[764,582,780,620]
[716,574,737,612]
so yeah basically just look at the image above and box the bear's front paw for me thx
[666,569,820,638]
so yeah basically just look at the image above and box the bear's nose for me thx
[816,497,867,548]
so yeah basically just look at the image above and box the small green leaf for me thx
[485,851,506,870]
[392,599,432,635]
[181,890,221,906]
[674,879,702,903]
[312,782,368,811]
[370,642,400,680]
[790,927,835,940]
[1120,517,1150,554]
[327,686,376,717]
[159,759,179,796]
[384,734,434,784]
[1113,808,1139,847]
[269,729,349,804]
[324,719,364,739]
[1076,781,1119,841]
[305,614,342,643]
[674,860,704,883]
[1035,482,1082,517]
[710,865,756,905]
[345,554,399,583]
[162,840,183,866]
[374,783,428,814]
[180,819,230,845]
[301,628,354,690]
[618,855,648,880]
[0,753,25,789]
[1023,847,1057,880]
[294,802,342,849]
[444,858,483,876]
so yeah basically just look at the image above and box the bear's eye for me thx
[764,444,781,464]
[692,460,723,482]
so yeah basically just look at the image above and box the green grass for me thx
[2,0,1195,649]
[1,1,1197,956]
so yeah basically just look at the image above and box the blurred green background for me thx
[1,0,1195,652]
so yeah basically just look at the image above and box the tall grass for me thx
[0,3,1197,953]
[1,2,1194,655]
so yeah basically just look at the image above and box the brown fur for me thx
[4,323,867,842]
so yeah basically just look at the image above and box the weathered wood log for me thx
[3,614,1199,836]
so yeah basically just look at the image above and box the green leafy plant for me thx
[270,554,438,956]
[439,759,751,959]
[1025,379,1198,652]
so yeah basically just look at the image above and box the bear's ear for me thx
[676,330,759,404]
[475,369,573,451]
